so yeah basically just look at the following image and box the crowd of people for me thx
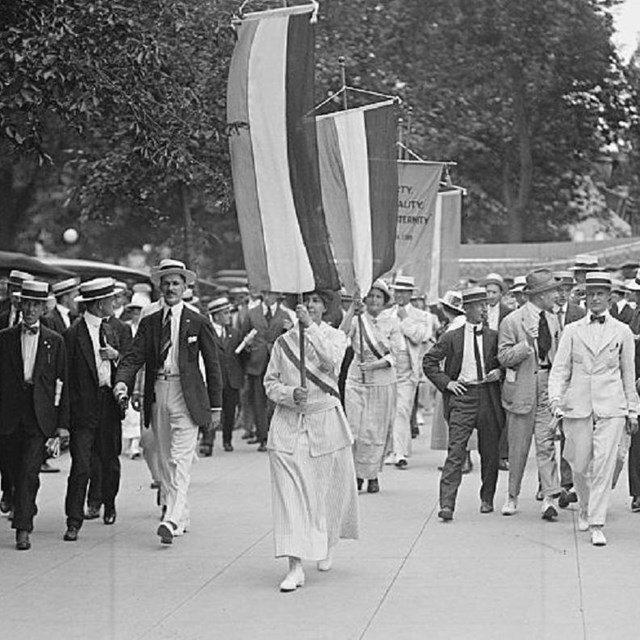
[1,251,640,591]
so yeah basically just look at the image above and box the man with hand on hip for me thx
[549,271,639,546]
[114,259,222,545]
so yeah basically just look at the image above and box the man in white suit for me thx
[498,269,561,520]
[549,271,639,546]
[386,275,434,469]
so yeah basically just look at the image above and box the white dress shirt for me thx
[84,311,112,387]
[159,301,183,375]
[21,322,40,383]
[486,303,500,331]
[211,320,224,339]
[459,322,485,383]
[57,304,72,329]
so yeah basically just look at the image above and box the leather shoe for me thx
[40,460,60,473]
[247,437,260,445]
[541,498,558,521]
[480,501,494,514]
[590,527,607,546]
[157,521,175,544]
[501,497,518,516]
[200,445,213,457]
[438,507,454,521]
[63,526,79,542]
[257,442,267,452]
[356,478,364,491]
[367,478,380,493]
[223,443,234,452]
[241,431,255,440]
[16,530,31,551]
[498,458,509,471]
[558,489,578,509]
[85,505,101,520]
[279,562,305,592]
[632,497,640,512]
[103,509,116,525]
[395,458,408,469]
[0,493,11,514]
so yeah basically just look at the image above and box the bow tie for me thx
[590,314,605,324]
[22,323,39,335]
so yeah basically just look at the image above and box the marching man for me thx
[549,272,639,546]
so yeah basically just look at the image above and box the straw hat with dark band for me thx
[16,280,52,302]
[150,259,196,286]
[584,272,612,290]
[74,277,124,303]
[462,287,488,306]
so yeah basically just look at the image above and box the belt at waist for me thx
[156,373,180,381]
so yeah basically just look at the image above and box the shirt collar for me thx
[84,311,104,328]
[465,322,483,331]
[212,320,223,332]
[22,321,40,332]
[163,301,184,317]
[57,304,71,317]
[590,309,610,321]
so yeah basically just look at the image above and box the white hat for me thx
[482,273,506,292]
[391,275,416,291]
[208,296,232,315]
[52,277,81,298]
[584,272,612,290]
[182,288,200,306]
[571,254,599,271]
[127,290,152,309]
[8,270,34,289]
[16,280,52,302]
[74,277,124,303]
[509,275,527,292]
[150,259,196,286]
[438,290,464,315]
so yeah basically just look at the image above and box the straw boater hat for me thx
[509,276,527,293]
[74,277,124,303]
[553,271,575,287]
[461,287,488,306]
[182,288,200,306]
[482,273,506,292]
[52,277,81,299]
[584,271,612,290]
[611,279,627,296]
[15,280,52,302]
[523,269,559,295]
[390,274,416,291]
[208,296,231,316]
[370,279,391,303]
[626,269,640,292]
[570,254,599,272]
[8,269,34,291]
[150,259,196,286]
[439,290,465,315]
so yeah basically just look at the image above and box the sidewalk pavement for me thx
[2,415,640,640]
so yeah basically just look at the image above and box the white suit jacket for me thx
[385,304,435,379]
[548,313,639,419]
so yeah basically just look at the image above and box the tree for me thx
[316,0,635,243]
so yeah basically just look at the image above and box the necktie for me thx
[21,323,38,336]
[159,309,172,365]
[99,319,108,348]
[557,308,564,331]
[11,308,21,328]
[590,314,605,324]
[538,311,552,361]
[265,306,273,323]
[473,327,484,382]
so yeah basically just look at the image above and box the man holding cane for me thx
[549,272,639,546]
[114,259,222,545]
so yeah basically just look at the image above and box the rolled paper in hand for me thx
[235,328,258,354]
[54,379,63,407]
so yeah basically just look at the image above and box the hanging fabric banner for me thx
[227,3,340,293]
[316,101,398,297]
[389,160,461,300]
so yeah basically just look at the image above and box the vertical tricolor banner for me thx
[227,4,339,293]
[390,160,462,299]
[316,101,398,297]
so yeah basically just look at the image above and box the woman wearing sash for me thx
[265,291,359,593]
[342,280,403,493]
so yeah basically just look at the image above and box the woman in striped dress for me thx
[342,280,403,493]
[265,291,359,593]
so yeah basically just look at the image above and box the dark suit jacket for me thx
[0,306,18,330]
[0,324,69,436]
[115,306,223,428]
[41,307,79,335]
[423,325,505,428]
[213,325,244,390]
[64,316,131,430]
[610,302,634,325]
[240,304,290,376]
[564,302,586,326]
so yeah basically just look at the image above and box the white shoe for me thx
[279,562,305,592]
[384,454,396,466]
[317,550,333,572]
[590,527,607,547]
[501,497,518,516]
[577,508,589,532]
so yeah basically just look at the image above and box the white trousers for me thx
[563,415,625,526]
[152,379,199,534]
[392,353,417,459]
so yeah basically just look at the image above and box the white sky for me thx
[612,0,640,61]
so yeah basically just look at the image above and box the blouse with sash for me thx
[264,321,353,456]
[346,311,403,386]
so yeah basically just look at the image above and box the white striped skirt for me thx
[269,432,359,560]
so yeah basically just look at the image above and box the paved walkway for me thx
[2,416,640,640]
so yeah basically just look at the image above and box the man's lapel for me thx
[8,326,24,382]
[78,320,99,384]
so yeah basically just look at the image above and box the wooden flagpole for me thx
[298,293,306,387]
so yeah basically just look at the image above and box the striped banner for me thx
[316,101,398,297]
[227,4,339,293]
